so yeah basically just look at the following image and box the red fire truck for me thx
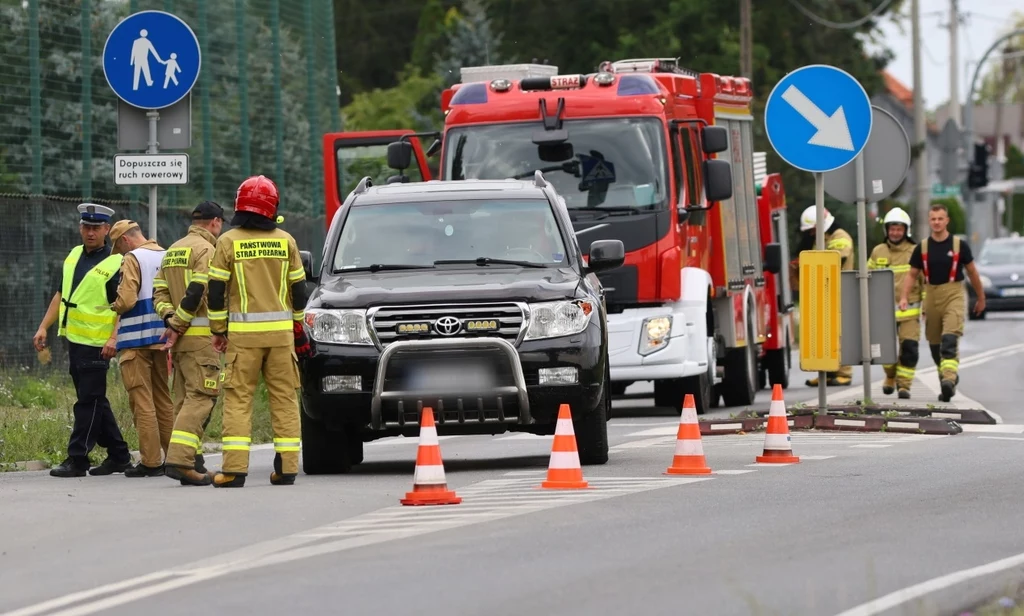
[321,58,794,413]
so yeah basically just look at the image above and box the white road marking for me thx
[831,549,1024,616]
[977,436,1024,442]
[961,423,1024,434]
[713,469,757,475]
[849,444,892,449]
[0,476,708,616]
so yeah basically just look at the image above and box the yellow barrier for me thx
[799,250,841,372]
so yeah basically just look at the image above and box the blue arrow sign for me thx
[102,10,201,110]
[764,64,872,174]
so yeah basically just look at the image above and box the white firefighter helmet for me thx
[799,205,835,232]
[882,207,912,236]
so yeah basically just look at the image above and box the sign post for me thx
[103,10,201,240]
[824,106,912,404]
[765,64,872,412]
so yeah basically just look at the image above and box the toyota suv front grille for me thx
[368,302,526,347]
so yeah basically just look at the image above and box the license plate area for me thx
[1001,287,1024,297]
[384,349,516,393]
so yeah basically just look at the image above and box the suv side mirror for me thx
[587,239,625,273]
[763,242,783,275]
[387,141,412,171]
[703,159,733,202]
[701,125,729,154]
[300,250,317,283]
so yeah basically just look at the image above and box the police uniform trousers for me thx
[922,282,965,383]
[884,318,921,391]
[221,345,301,476]
[166,346,222,469]
[67,342,131,467]
[118,347,174,467]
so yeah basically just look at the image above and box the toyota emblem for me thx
[434,316,462,336]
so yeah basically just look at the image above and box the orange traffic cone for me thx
[400,407,462,506]
[755,384,800,464]
[539,404,590,489]
[665,393,712,475]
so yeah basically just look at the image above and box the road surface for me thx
[2,313,1024,616]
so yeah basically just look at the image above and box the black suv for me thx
[298,171,625,474]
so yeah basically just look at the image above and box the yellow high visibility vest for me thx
[57,246,123,347]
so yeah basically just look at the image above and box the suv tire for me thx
[300,405,354,475]
[575,367,610,465]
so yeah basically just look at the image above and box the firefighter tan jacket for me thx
[826,228,854,271]
[207,226,305,349]
[111,240,166,350]
[868,239,924,320]
[153,225,217,353]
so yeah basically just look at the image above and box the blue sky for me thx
[869,0,1024,111]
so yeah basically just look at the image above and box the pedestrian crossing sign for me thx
[579,154,616,190]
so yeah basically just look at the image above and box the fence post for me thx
[235,0,251,178]
[271,0,285,202]
[199,0,213,201]
[81,0,92,201]
[164,0,178,208]
[303,0,323,263]
[29,0,44,336]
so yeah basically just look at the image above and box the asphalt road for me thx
[3,313,1024,616]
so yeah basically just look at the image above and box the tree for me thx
[435,0,505,88]
[975,12,1024,105]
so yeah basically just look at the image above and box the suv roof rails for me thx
[534,169,548,188]
[354,176,373,195]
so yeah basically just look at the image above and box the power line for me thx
[785,0,897,29]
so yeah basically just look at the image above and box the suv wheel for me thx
[574,368,610,465]
[300,405,357,475]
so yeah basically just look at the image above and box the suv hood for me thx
[311,267,583,308]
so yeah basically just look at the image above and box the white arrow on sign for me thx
[781,85,855,151]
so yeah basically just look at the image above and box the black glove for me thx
[293,321,312,360]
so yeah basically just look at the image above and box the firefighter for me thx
[207,175,313,488]
[32,204,132,478]
[798,205,854,387]
[153,201,226,486]
[900,202,986,402]
[106,220,173,477]
[868,207,924,399]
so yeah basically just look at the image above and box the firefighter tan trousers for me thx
[118,347,174,467]
[166,346,222,469]
[922,282,966,384]
[220,345,301,476]
[883,318,921,391]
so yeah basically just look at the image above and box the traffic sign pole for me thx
[814,171,826,410]
[854,152,871,404]
[147,110,159,241]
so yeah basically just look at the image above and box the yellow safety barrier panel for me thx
[799,250,841,372]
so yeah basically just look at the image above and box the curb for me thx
[700,406,964,436]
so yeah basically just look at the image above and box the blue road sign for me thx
[102,10,201,110]
[764,64,872,174]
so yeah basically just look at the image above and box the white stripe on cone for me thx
[413,463,447,485]
[674,438,705,456]
[681,406,698,424]
[555,418,575,434]
[763,433,792,450]
[769,399,786,416]
[417,426,439,446]
[547,450,582,469]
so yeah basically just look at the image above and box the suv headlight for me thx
[304,308,372,345]
[639,316,672,356]
[980,274,993,288]
[525,300,595,340]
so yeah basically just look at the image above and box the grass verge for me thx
[970,581,1024,615]
[0,367,275,470]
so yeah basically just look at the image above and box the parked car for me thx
[967,236,1024,320]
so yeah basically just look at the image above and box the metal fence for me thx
[0,0,340,369]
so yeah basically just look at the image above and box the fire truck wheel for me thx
[721,317,757,407]
[765,345,790,390]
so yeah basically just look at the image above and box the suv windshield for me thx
[332,198,570,271]
[979,240,1024,265]
[443,118,668,210]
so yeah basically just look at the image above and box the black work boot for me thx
[194,453,207,474]
[89,457,132,476]
[270,453,296,486]
[166,465,213,486]
[898,389,911,400]
[50,458,88,478]
[939,380,956,402]
[125,463,165,478]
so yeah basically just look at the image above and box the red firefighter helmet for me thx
[234,175,279,219]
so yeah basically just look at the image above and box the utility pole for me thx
[949,0,960,127]
[912,0,930,239]
[740,0,752,79]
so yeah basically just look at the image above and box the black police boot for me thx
[124,463,166,478]
[49,458,88,478]
[89,457,132,476]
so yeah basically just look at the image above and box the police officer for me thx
[107,220,173,477]
[868,208,923,399]
[207,175,312,487]
[798,205,854,387]
[32,204,132,478]
[899,203,986,402]
[153,201,226,486]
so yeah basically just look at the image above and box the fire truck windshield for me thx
[443,117,668,210]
